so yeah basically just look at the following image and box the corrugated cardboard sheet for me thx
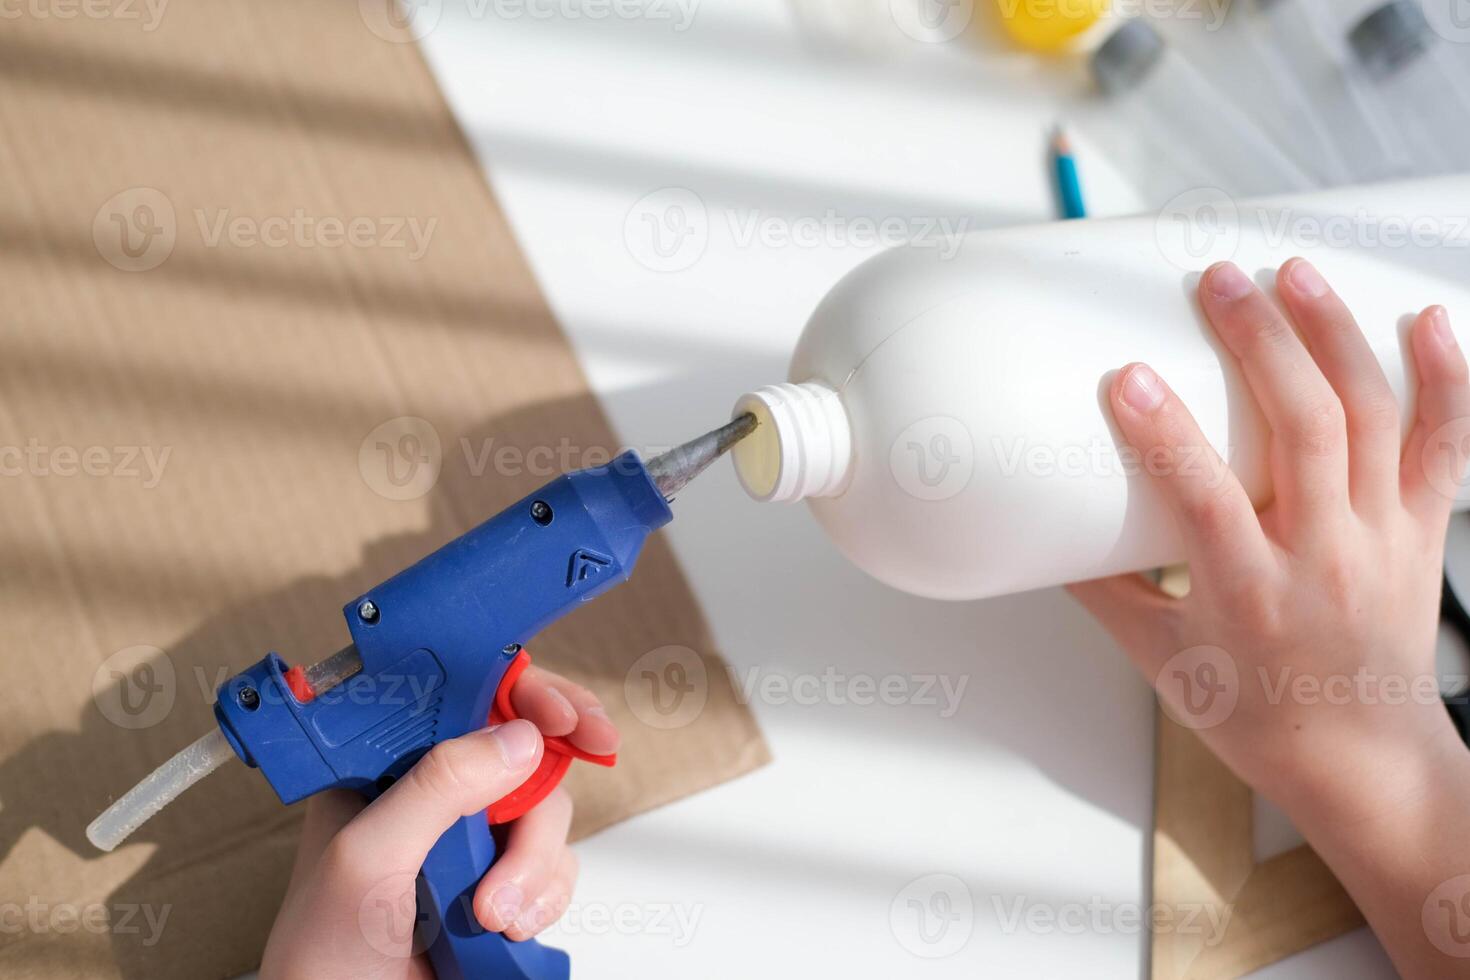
[0,3,769,977]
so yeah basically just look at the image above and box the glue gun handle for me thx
[418,813,569,980]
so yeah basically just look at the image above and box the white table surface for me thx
[405,2,1413,976]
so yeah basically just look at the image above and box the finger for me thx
[1066,573,1177,674]
[507,848,579,942]
[1201,262,1349,530]
[1276,258,1401,516]
[1401,306,1470,520]
[1108,362,1273,579]
[289,790,367,881]
[472,786,575,933]
[510,666,579,737]
[512,665,620,756]
[335,720,542,876]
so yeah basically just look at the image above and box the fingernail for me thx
[546,686,576,719]
[492,720,539,768]
[1120,364,1165,414]
[1430,306,1458,350]
[489,884,523,931]
[583,705,621,751]
[1207,262,1254,301]
[515,902,550,937]
[1286,259,1328,299]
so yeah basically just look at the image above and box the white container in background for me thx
[1244,0,1409,185]
[1090,19,1316,197]
[732,177,1470,601]
[1347,0,1470,175]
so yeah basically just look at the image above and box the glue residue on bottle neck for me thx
[731,382,852,504]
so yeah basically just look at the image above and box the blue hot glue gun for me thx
[86,414,757,980]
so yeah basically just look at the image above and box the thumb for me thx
[1066,572,1177,676]
[337,720,544,877]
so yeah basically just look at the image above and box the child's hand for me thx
[259,664,619,980]
[1069,259,1470,977]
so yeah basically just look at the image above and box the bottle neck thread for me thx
[731,382,852,504]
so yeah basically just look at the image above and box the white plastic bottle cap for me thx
[731,382,852,503]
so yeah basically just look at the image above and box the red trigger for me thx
[485,649,617,825]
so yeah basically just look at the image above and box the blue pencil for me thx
[1052,125,1087,220]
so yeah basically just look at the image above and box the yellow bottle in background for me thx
[997,0,1108,52]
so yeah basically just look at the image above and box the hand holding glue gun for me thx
[259,662,618,979]
[86,418,758,980]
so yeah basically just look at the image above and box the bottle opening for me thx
[731,397,782,500]
[731,382,852,504]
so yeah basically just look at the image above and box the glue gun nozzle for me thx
[645,413,757,500]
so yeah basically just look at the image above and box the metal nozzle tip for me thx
[712,412,759,454]
[646,413,758,500]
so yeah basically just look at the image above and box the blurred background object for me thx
[1347,0,1470,175]
[998,0,1108,53]
[1089,17,1315,196]
[787,0,1470,198]
[1239,0,1409,185]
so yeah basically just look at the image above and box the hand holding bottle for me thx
[1070,259,1470,977]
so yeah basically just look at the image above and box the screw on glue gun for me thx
[84,415,757,979]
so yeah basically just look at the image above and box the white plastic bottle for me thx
[731,177,1470,601]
